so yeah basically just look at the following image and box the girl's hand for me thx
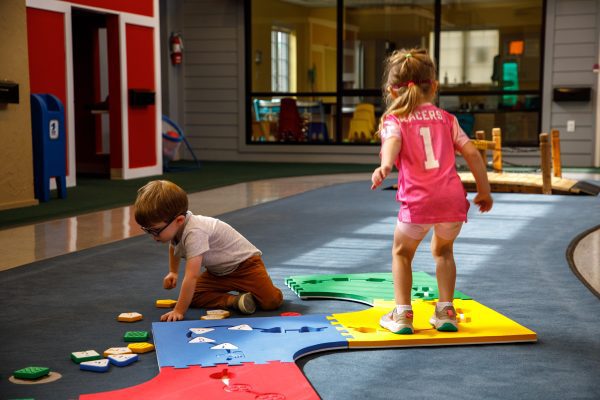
[474,192,493,213]
[161,310,184,322]
[371,166,392,190]
[163,272,178,289]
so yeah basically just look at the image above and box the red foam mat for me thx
[80,361,319,399]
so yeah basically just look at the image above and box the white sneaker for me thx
[429,304,458,332]
[379,308,414,334]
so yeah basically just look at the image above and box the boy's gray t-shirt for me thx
[171,212,261,276]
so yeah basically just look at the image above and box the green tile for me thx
[124,331,150,342]
[286,271,471,305]
[13,366,50,380]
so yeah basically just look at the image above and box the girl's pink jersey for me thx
[380,103,471,224]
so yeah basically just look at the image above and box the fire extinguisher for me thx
[170,33,183,65]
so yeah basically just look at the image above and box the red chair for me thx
[277,98,305,142]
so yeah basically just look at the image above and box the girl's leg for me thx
[430,231,458,303]
[392,225,423,305]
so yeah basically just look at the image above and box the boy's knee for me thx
[260,290,283,311]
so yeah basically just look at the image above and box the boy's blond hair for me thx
[134,180,188,227]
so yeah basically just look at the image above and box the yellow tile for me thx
[155,299,177,308]
[117,312,143,322]
[329,299,536,348]
[127,342,155,354]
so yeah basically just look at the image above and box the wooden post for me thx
[475,130,487,164]
[551,129,562,178]
[540,133,552,194]
[492,128,502,173]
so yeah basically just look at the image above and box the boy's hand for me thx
[371,166,392,190]
[474,192,493,213]
[161,310,184,322]
[163,272,178,289]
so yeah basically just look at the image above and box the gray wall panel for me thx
[183,14,237,28]
[556,0,597,15]
[552,71,595,85]
[185,27,237,39]
[185,65,238,77]
[185,113,238,125]
[186,52,238,64]
[186,101,239,113]
[551,113,593,126]
[552,126,595,141]
[186,77,238,89]
[185,88,238,101]
[543,0,598,166]
[185,39,238,52]
[551,101,594,113]
[183,0,238,15]
[560,154,593,166]
[554,29,595,44]
[555,14,596,29]
[554,43,596,57]
[553,57,596,71]
[184,125,239,137]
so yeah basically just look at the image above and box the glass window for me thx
[247,0,543,147]
[431,30,499,85]
[344,1,435,90]
[271,29,290,92]
[251,0,337,94]
[250,95,337,143]
[438,0,543,146]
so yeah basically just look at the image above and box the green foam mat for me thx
[285,271,471,305]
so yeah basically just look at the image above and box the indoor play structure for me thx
[459,128,598,195]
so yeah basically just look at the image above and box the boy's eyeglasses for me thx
[141,214,182,236]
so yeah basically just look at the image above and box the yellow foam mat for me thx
[328,299,536,348]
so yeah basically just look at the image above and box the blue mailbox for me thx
[31,94,67,202]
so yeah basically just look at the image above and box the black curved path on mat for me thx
[1,181,599,400]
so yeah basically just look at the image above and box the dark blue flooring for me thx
[1,181,599,400]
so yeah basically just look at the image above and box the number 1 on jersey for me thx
[419,127,439,170]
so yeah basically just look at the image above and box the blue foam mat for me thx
[152,314,349,368]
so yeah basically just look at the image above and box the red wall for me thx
[107,15,123,170]
[59,0,154,17]
[126,24,156,169]
[26,8,69,174]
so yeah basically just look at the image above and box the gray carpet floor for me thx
[1,181,599,400]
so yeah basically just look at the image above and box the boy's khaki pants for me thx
[191,255,283,311]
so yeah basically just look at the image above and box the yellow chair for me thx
[355,103,375,115]
[353,110,375,132]
[348,103,376,142]
[348,118,373,142]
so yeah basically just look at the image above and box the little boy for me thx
[134,180,283,322]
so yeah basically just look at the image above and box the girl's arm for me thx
[161,254,202,322]
[460,141,493,212]
[371,136,401,190]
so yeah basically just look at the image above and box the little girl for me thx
[371,48,493,334]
